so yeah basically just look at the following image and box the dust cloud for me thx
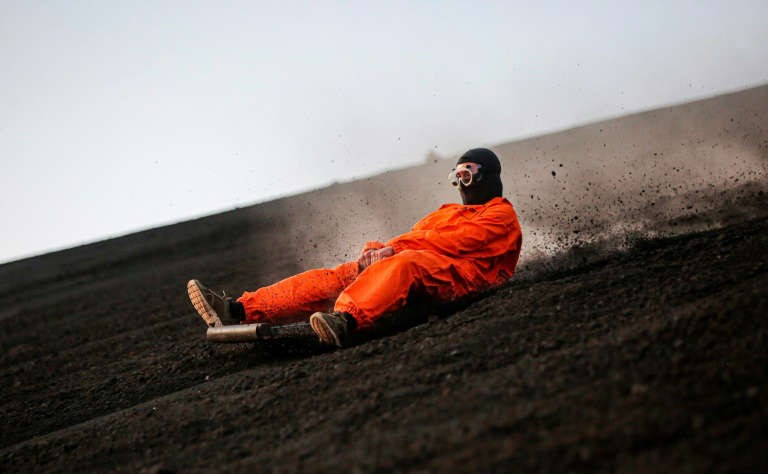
[271,86,768,275]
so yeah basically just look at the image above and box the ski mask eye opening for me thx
[448,162,482,188]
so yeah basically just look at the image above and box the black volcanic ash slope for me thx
[1,213,767,473]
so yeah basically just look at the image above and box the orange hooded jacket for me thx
[238,196,522,328]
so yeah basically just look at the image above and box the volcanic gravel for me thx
[1,210,766,472]
[2,86,767,472]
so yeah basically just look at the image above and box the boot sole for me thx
[310,312,342,347]
[187,280,223,328]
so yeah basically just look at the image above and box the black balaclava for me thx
[456,148,503,205]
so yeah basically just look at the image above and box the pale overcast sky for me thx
[1,0,767,263]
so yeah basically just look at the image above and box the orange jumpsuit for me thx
[237,197,522,328]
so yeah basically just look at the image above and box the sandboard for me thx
[206,322,315,343]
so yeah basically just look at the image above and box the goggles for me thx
[448,162,482,187]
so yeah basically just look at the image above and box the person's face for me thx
[451,160,503,205]
[448,162,482,189]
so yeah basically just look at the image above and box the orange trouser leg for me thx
[237,261,359,324]
[334,250,478,328]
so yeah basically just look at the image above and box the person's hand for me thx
[358,246,394,271]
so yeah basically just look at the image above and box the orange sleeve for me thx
[361,241,385,252]
[387,207,521,258]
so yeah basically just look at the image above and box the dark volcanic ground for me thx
[2,87,768,472]
[1,206,767,472]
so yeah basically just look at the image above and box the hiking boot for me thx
[187,279,232,327]
[310,311,352,347]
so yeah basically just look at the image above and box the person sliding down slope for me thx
[187,148,523,347]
